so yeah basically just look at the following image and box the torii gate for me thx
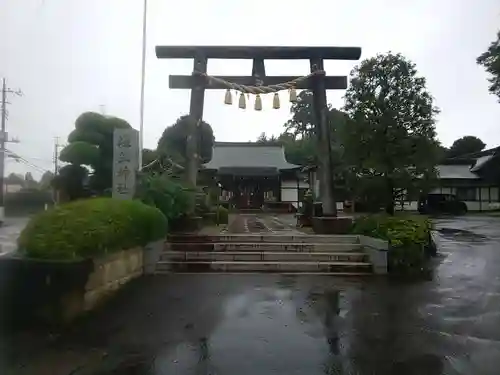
[155,45,361,232]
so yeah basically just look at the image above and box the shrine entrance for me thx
[155,45,362,232]
[218,171,280,209]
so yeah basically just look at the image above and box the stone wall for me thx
[84,247,143,312]
[359,235,388,275]
[0,243,163,328]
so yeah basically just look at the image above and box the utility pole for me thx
[138,0,148,170]
[99,104,106,115]
[53,137,61,175]
[0,78,22,224]
[53,137,63,205]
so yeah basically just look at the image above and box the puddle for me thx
[389,354,444,375]
[437,228,488,242]
[70,352,155,375]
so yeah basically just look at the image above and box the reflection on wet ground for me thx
[0,217,29,257]
[437,228,488,242]
[3,215,500,374]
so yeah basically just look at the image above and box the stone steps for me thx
[168,234,360,244]
[156,260,373,274]
[157,233,375,275]
[160,251,368,262]
[167,242,363,253]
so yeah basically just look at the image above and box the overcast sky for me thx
[1,0,499,179]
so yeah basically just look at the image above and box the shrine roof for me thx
[202,142,300,171]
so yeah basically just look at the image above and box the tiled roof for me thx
[470,154,495,173]
[202,142,300,171]
[436,164,479,179]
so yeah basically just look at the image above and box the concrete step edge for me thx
[167,236,360,242]
[157,261,372,266]
[167,242,361,247]
[161,251,367,256]
[168,234,360,237]
[155,272,373,276]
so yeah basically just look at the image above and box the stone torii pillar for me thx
[155,46,361,231]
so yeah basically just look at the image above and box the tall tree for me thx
[157,115,214,170]
[51,164,89,201]
[285,91,350,164]
[285,91,317,137]
[254,132,316,166]
[343,52,440,215]
[6,173,24,186]
[284,91,348,139]
[39,171,55,190]
[59,112,133,195]
[446,135,486,158]
[477,30,500,102]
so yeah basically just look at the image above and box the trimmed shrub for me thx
[17,197,167,260]
[351,214,433,273]
[210,206,229,224]
[136,173,192,221]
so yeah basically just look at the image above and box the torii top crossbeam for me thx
[156,45,362,60]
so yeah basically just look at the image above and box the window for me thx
[455,187,477,201]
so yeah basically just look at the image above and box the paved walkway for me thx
[4,214,500,374]
[226,213,302,234]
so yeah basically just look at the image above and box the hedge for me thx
[350,214,433,273]
[211,206,229,224]
[5,189,53,215]
[17,197,167,260]
[136,174,192,221]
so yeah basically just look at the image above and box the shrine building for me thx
[201,142,311,210]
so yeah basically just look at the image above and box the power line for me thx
[4,149,51,174]
[1,78,22,224]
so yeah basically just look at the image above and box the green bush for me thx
[136,173,193,221]
[210,205,229,224]
[5,189,54,215]
[17,197,167,260]
[350,214,432,273]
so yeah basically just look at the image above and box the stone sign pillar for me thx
[112,128,139,200]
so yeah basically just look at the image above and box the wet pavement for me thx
[0,217,28,257]
[3,215,500,374]
[227,213,302,234]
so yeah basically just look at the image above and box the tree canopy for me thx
[39,171,55,190]
[6,173,24,186]
[157,115,214,167]
[343,52,440,214]
[255,132,317,166]
[446,135,486,158]
[477,30,500,102]
[284,91,317,137]
[58,111,133,196]
[51,164,89,201]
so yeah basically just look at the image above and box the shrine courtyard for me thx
[3,214,500,375]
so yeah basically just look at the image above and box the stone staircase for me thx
[155,234,375,275]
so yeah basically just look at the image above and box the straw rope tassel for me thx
[238,92,246,109]
[224,89,232,105]
[200,70,325,110]
[273,92,280,109]
[289,87,297,103]
[254,94,262,111]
